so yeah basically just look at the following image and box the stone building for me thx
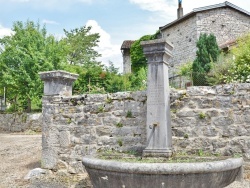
[121,40,134,74]
[160,1,250,79]
[122,1,250,84]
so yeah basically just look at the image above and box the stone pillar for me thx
[39,70,78,169]
[39,70,79,97]
[141,39,173,157]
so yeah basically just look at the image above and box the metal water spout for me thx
[141,39,173,157]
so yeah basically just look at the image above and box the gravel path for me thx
[0,133,42,188]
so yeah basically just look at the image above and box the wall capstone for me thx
[39,70,78,97]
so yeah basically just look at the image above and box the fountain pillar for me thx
[141,39,173,157]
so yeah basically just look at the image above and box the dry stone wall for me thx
[172,84,250,158]
[41,83,250,174]
[41,91,147,173]
[0,113,42,132]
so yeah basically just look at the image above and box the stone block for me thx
[102,116,121,126]
[59,131,71,147]
[172,117,196,127]
[176,109,196,117]
[42,147,58,170]
[96,126,114,136]
[213,116,234,127]
[187,86,216,96]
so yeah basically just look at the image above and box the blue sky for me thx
[0,0,250,71]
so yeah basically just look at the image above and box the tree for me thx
[0,20,67,112]
[63,26,101,65]
[130,31,159,73]
[192,33,220,85]
[228,33,250,83]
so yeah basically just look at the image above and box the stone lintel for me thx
[39,70,79,97]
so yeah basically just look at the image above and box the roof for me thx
[121,40,135,50]
[219,39,237,49]
[160,1,250,31]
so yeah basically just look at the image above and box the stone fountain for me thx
[82,39,243,188]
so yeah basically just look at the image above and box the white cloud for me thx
[0,25,13,38]
[42,19,59,25]
[86,20,122,71]
[129,0,176,19]
[129,0,173,12]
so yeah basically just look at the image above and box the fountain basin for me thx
[82,156,243,188]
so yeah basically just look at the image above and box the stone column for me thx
[39,70,78,169]
[141,39,173,157]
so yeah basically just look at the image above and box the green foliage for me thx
[67,118,72,124]
[97,105,104,113]
[184,133,189,139]
[130,31,158,73]
[198,112,206,119]
[0,20,67,112]
[117,138,123,147]
[63,26,100,65]
[116,122,123,128]
[105,97,113,104]
[178,62,193,77]
[198,149,204,156]
[126,110,133,118]
[192,33,220,86]
[0,20,152,113]
[206,53,234,85]
[229,33,250,83]
[66,62,106,94]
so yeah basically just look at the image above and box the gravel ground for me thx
[0,133,249,188]
[0,133,42,188]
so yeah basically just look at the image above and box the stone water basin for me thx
[82,156,243,188]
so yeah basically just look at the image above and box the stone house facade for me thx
[160,1,250,78]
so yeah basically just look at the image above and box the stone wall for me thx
[41,83,250,175]
[197,8,250,44]
[172,84,250,158]
[161,16,197,78]
[0,113,42,132]
[41,91,147,173]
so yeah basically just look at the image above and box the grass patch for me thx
[126,110,133,118]
[116,122,123,128]
[97,150,238,163]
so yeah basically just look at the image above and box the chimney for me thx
[177,0,183,19]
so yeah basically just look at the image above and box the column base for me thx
[142,148,172,158]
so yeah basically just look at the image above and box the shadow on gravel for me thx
[25,161,41,170]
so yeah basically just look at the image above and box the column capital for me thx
[39,70,78,97]
[141,39,173,65]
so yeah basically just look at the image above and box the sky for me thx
[0,0,250,71]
